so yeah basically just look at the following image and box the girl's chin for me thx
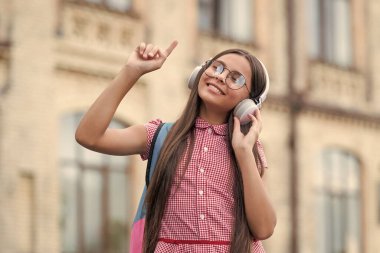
[199,97,234,114]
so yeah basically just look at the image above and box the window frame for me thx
[308,0,354,68]
[198,0,255,43]
[316,148,362,253]
[60,113,132,253]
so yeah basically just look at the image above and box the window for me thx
[307,0,352,67]
[105,0,131,12]
[60,114,132,253]
[316,149,361,253]
[198,0,254,43]
[82,0,132,12]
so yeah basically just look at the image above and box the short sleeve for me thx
[255,139,268,170]
[140,119,163,161]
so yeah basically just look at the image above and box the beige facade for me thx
[1,0,380,253]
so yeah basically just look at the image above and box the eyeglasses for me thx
[204,60,248,90]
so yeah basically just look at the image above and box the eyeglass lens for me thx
[206,61,246,90]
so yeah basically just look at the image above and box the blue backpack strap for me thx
[145,122,173,187]
[145,123,164,187]
[133,122,173,223]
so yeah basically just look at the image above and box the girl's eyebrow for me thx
[216,59,236,73]
[217,59,243,74]
[216,59,226,65]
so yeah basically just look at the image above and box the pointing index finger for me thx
[163,40,178,57]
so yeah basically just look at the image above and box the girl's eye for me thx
[229,73,245,85]
[231,75,237,81]
[230,72,240,81]
[215,64,224,74]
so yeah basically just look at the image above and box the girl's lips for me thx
[207,83,225,95]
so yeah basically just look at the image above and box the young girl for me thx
[75,40,276,253]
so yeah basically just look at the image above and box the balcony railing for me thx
[55,1,145,77]
[307,62,366,111]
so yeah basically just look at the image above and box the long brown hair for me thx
[142,49,268,253]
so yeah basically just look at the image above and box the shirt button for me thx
[203,147,208,152]
[200,214,205,220]
[200,168,205,173]
[207,128,212,134]
[199,190,204,195]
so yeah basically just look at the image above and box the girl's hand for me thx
[125,40,178,76]
[232,110,263,153]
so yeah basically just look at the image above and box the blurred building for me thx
[0,0,380,253]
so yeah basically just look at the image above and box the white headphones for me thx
[187,57,270,125]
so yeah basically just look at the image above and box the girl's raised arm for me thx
[75,41,178,156]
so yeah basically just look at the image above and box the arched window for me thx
[316,148,361,253]
[59,113,132,253]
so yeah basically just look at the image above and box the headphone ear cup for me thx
[233,99,258,125]
[187,66,202,89]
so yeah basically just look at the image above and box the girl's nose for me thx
[215,71,228,84]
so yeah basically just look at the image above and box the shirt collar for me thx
[195,117,228,136]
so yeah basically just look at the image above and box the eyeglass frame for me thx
[204,60,251,93]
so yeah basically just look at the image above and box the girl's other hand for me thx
[126,40,178,76]
[232,109,262,153]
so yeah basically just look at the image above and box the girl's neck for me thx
[199,105,228,125]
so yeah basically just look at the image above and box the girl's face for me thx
[198,53,252,118]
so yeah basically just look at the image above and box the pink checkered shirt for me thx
[141,118,268,253]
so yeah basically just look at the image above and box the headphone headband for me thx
[255,57,270,108]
